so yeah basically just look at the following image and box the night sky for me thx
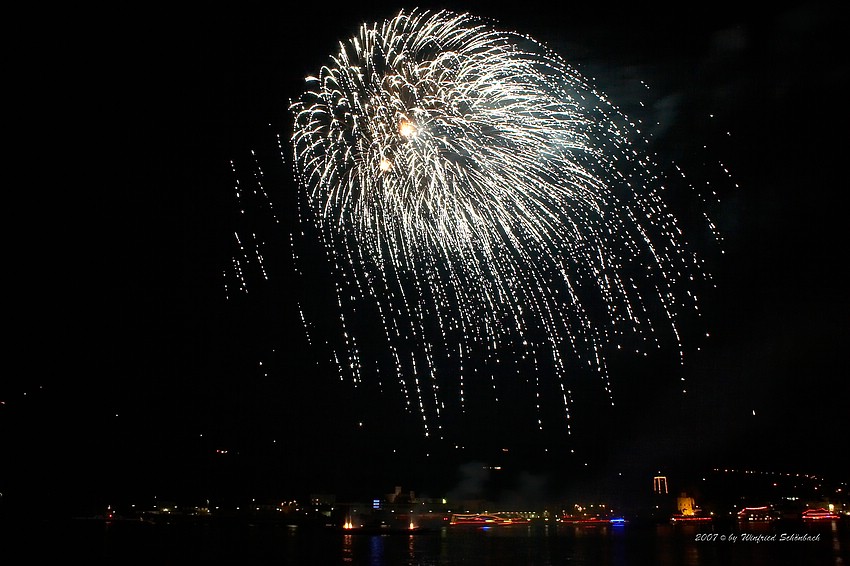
[4,2,848,517]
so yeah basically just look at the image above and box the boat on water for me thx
[802,508,840,521]
[670,514,712,524]
[491,512,531,525]
[737,506,779,522]
[557,515,627,527]
[449,513,531,526]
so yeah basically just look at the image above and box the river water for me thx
[20,517,850,565]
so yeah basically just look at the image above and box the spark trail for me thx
[289,9,718,441]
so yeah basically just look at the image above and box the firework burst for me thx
[290,9,716,440]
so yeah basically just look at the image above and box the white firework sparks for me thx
[290,9,714,439]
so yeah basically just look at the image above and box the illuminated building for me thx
[676,493,695,516]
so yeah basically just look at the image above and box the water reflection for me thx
[73,515,848,565]
[342,533,353,563]
[369,535,384,566]
[831,521,844,566]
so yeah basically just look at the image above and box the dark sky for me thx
[4,2,848,516]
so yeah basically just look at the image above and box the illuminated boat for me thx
[670,514,712,523]
[491,512,531,525]
[449,513,529,526]
[737,506,777,521]
[558,515,619,526]
[802,508,840,521]
[449,513,501,526]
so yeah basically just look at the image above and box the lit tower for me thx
[653,475,668,494]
